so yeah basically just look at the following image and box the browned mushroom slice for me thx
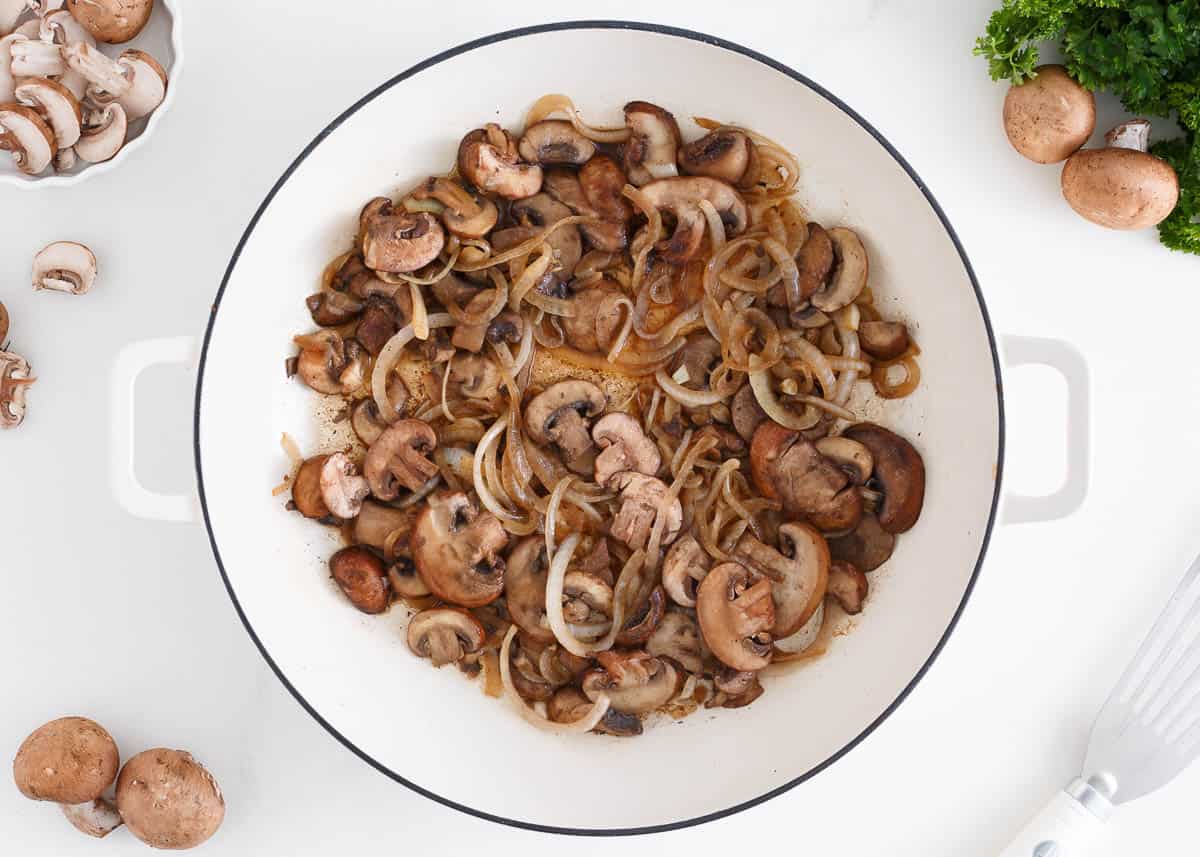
[410,177,499,239]
[548,686,643,737]
[543,167,628,252]
[306,289,364,327]
[449,354,499,400]
[645,608,707,673]
[794,222,834,301]
[504,535,554,642]
[677,129,756,187]
[858,321,909,361]
[510,193,582,281]
[730,381,767,443]
[581,650,679,714]
[661,534,710,608]
[354,297,401,355]
[518,120,596,165]
[353,500,418,552]
[623,100,681,186]
[579,154,634,222]
[361,210,444,274]
[412,491,508,606]
[827,560,868,614]
[560,279,623,354]
[592,412,660,485]
[827,513,896,572]
[639,176,749,264]
[407,608,486,667]
[842,423,925,534]
[329,546,390,614]
[813,436,874,485]
[696,561,775,672]
[507,634,556,701]
[609,473,681,550]
[733,522,829,637]
[363,419,438,501]
[711,666,765,708]
[387,556,429,599]
[293,330,367,396]
[524,379,606,476]
[351,398,389,447]
[317,451,369,519]
[292,455,332,519]
[811,227,868,313]
[458,124,543,199]
[750,421,863,532]
[615,585,665,646]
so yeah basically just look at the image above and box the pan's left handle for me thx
[110,336,199,523]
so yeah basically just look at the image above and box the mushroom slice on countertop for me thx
[827,560,868,614]
[412,491,508,607]
[73,102,126,163]
[504,535,554,642]
[810,227,868,313]
[293,330,367,395]
[696,561,775,672]
[362,209,445,274]
[858,320,909,361]
[10,38,65,77]
[639,176,749,264]
[645,607,707,673]
[828,512,895,572]
[407,608,486,667]
[842,423,925,534]
[458,123,543,199]
[329,545,390,614]
[363,418,438,500]
[15,77,81,149]
[623,100,680,186]
[591,411,660,486]
[582,650,679,714]
[62,42,128,99]
[750,421,863,532]
[518,119,596,165]
[609,472,681,550]
[112,49,166,122]
[677,128,756,188]
[31,241,96,294]
[524,379,605,477]
[0,102,55,174]
[115,749,224,851]
[317,451,369,519]
[733,522,829,637]
[661,534,710,608]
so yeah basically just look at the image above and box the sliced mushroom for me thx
[387,556,429,599]
[858,320,909,361]
[446,353,497,400]
[582,650,679,714]
[10,38,65,77]
[661,533,710,607]
[0,34,25,102]
[623,100,680,186]
[842,423,925,533]
[407,607,486,667]
[74,102,126,163]
[362,210,445,274]
[66,0,154,43]
[504,535,553,642]
[609,472,681,550]
[0,0,24,35]
[733,522,829,637]
[510,192,581,280]
[828,512,895,572]
[31,241,96,294]
[615,585,665,646]
[645,607,706,673]
[579,154,633,221]
[793,222,834,302]
[353,297,399,355]
[562,571,613,623]
[352,500,417,551]
[293,330,367,395]
[306,288,364,327]
[827,560,868,614]
[1,350,33,428]
[750,421,863,532]
[412,491,508,606]
[458,123,543,199]
[0,102,54,174]
[561,279,623,354]
[639,176,748,264]
[318,451,369,519]
[810,227,868,313]
[411,176,498,240]
[518,119,595,165]
[329,545,390,613]
[814,436,873,485]
[113,49,166,122]
[363,418,438,500]
[52,145,74,172]
[591,411,660,486]
[61,42,128,99]
[678,129,755,187]
[696,561,775,672]
[15,77,81,149]
[524,379,605,476]
[548,686,644,737]
[0,299,8,344]
[291,455,332,519]
[39,8,96,47]
[731,381,767,443]
[543,166,627,252]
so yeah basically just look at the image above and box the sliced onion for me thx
[655,367,726,407]
[545,532,598,657]
[698,198,727,253]
[445,280,507,326]
[774,602,825,655]
[586,548,645,654]
[500,625,611,733]
[395,475,441,508]
[508,244,555,311]
[280,432,303,468]
[605,297,635,363]
[378,247,461,286]
[473,416,525,523]
[872,355,921,399]
[763,236,801,312]
[545,475,574,562]
[456,216,597,272]
[371,313,454,422]
[785,335,837,398]
[643,387,661,433]
[749,369,822,431]
[522,289,576,317]
[409,282,429,340]
[524,93,630,143]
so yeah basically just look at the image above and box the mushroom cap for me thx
[524,379,605,452]
[318,451,369,519]
[813,436,874,485]
[696,561,775,672]
[578,154,633,222]
[1003,65,1095,164]
[31,240,97,294]
[291,454,331,519]
[0,102,55,174]
[293,330,366,396]
[518,119,596,165]
[363,418,438,500]
[503,535,555,642]
[66,0,155,43]
[614,584,666,646]
[74,101,126,163]
[582,650,679,714]
[0,300,9,344]
[362,211,445,273]
[750,421,863,532]
[639,176,749,255]
[1061,146,1179,230]
[842,423,925,534]
[115,49,166,122]
[352,500,417,552]
[645,607,707,673]
[412,491,508,607]
[858,320,909,361]
[458,124,543,199]
[677,129,754,186]
[827,560,868,614]
[623,100,681,186]
[810,227,868,313]
[329,546,389,613]
[661,533,710,607]
[13,717,119,804]
[15,76,82,149]
[115,749,225,851]
[407,607,486,667]
[828,512,896,572]
[733,522,830,637]
[592,411,660,485]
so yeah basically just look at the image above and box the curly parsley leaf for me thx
[1152,133,1200,252]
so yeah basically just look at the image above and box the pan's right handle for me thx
[997,780,1112,857]
[110,336,199,523]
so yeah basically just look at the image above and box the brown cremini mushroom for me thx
[352,500,417,552]
[609,472,681,550]
[828,512,896,572]
[813,435,874,485]
[581,650,679,714]
[329,546,390,613]
[362,210,445,273]
[623,100,681,186]
[292,330,367,396]
[387,556,429,600]
[15,76,81,149]
[0,349,34,429]
[306,289,364,327]
[548,686,643,737]
[858,320,909,361]
[504,535,554,642]
[31,241,97,294]
[458,124,543,199]
[13,716,119,805]
[363,419,438,500]
[645,607,706,673]
[677,128,756,188]
[66,0,155,43]
[525,379,605,476]
[733,522,830,637]
[842,423,925,534]
[407,608,486,667]
[412,491,508,606]
[711,667,765,709]
[411,176,498,240]
[115,748,225,851]
[317,451,369,519]
[810,227,867,313]
[1061,119,1179,230]
[578,154,633,222]
[696,561,775,672]
[827,559,868,614]
[794,222,835,301]
[0,102,55,174]
[1003,65,1095,164]
[661,533,710,607]
[74,102,126,163]
[591,411,660,485]
[615,585,666,646]
[544,166,628,252]
[518,119,596,165]
[509,192,582,280]
[731,381,767,443]
[639,176,748,264]
[291,455,331,519]
[750,421,863,532]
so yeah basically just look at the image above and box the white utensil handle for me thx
[110,336,199,523]
[1001,336,1090,524]
[998,791,1106,857]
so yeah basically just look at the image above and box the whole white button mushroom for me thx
[115,748,225,850]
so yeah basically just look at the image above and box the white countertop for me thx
[3,1,1199,853]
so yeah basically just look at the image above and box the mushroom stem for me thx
[1105,119,1150,152]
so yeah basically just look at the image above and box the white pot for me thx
[110,23,1090,835]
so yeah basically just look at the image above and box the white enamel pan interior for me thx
[195,22,1003,835]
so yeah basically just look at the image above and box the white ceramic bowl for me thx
[195,22,1010,835]
[0,0,183,189]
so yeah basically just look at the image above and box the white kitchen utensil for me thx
[999,554,1200,856]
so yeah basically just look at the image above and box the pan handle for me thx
[1001,336,1090,524]
[110,336,199,523]
[997,779,1112,856]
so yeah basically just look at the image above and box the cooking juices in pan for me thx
[281,95,925,737]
